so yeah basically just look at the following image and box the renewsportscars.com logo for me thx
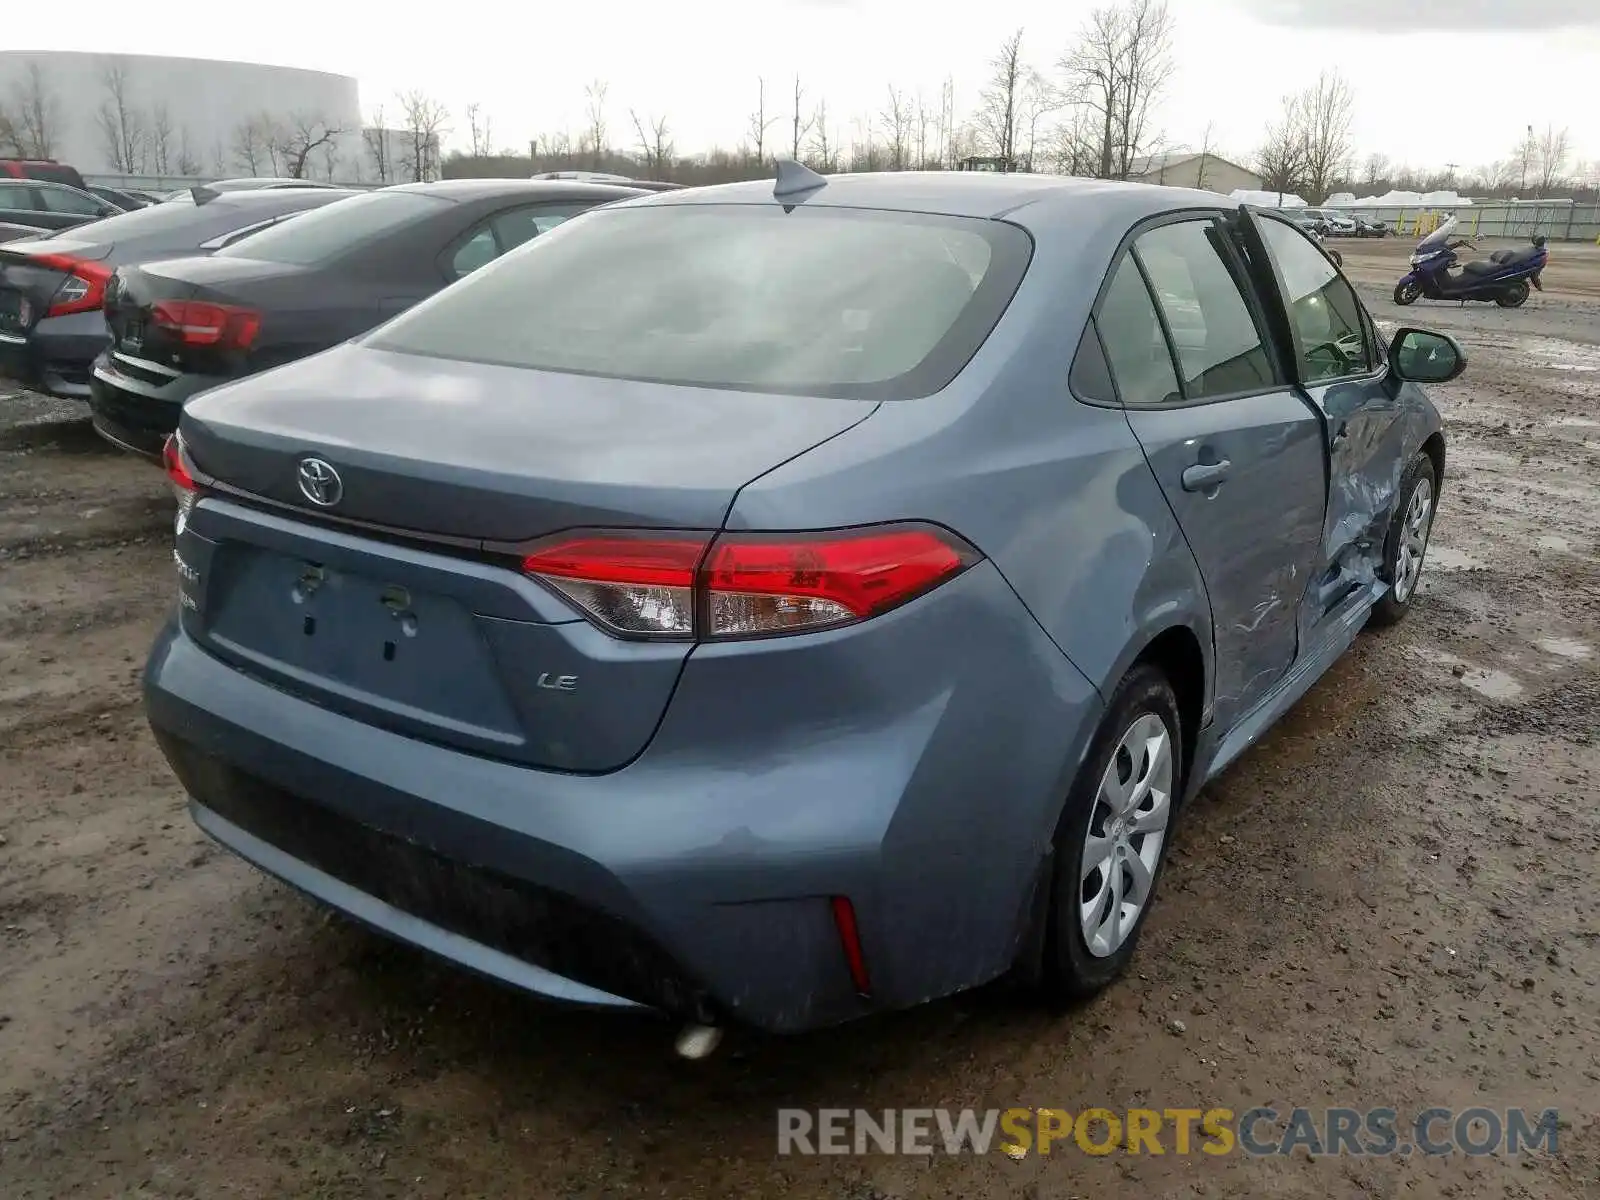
[777,1106,1560,1158]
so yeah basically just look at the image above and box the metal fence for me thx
[1345,203,1600,243]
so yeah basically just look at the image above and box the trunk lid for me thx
[181,341,877,541]
[106,256,306,375]
[175,341,879,772]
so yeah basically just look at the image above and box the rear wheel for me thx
[1394,280,1421,306]
[1496,280,1530,308]
[1043,665,1182,1002]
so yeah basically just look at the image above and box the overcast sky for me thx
[18,0,1600,177]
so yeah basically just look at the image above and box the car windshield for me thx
[1416,215,1458,250]
[366,204,1033,400]
[213,191,446,265]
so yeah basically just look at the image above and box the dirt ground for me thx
[2,236,1598,1199]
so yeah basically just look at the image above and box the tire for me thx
[1368,452,1438,628]
[1394,280,1421,306]
[1043,664,1183,1003]
[1496,280,1530,308]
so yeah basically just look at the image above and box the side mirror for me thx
[1389,327,1466,384]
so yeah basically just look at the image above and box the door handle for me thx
[1181,460,1232,492]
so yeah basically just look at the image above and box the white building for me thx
[0,50,374,185]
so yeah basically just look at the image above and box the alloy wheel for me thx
[1393,477,1434,603]
[1080,712,1173,958]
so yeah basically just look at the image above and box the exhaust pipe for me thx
[674,1024,722,1060]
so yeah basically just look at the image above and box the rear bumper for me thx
[0,310,104,399]
[144,559,1103,1033]
[89,351,225,458]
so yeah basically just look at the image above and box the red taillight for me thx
[830,896,871,997]
[32,253,112,318]
[151,300,261,349]
[520,523,977,640]
[163,434,202,531]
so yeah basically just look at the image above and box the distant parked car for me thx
[1304,208,1358,237]
[0,178,121,233]
[0,157,90,191]
[0,188,357,400]
[159,178,346,202]
[532,170,684,191]
[91,179,644,456]
[86,184,154,212]
[145,171,1460,1039]
[1349,215,1389,238]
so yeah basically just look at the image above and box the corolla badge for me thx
[296,457,344,507]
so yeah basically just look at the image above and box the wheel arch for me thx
[1420,430,1446,488]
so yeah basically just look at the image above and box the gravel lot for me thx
[2,237,1598,1199]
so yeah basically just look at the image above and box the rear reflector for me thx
[151,299,261,349]
[830,896,872,997]
[521,523,978,640]
[32,253,113,318]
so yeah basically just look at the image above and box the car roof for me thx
[625,171,1240,227]
[0,177,92,195]
[385,178,648,202]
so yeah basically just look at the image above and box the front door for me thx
[1240,210,1407,622]
[1094,215,1328,734]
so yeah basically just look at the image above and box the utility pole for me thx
[1520,124,1532,192]
[1444,162,1459,187]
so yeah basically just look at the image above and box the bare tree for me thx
[176,127,201,177]
[150,102,174,175]
[1362,152,1390,190]
[746,77,777,165]
[0,108,20,156]
[937,77,956,169]
[1535,124,1571,195]
[274,113,342,179]
[398,90,449,181]
[789,76,813,160]
[630,110,674,179]
[1062,0,1174,179]
[11,62,60,159]
[466,102,492,158]
[1020,69,1060,171]
[363,104,391,184]
[850,114,882,172]
[1514,125,1538,193]
[1255,94,1307,199]
[232,117,267,174]
[583,80,608,169]
[974,28,1026,166]
[914,92,932,170]
[1298,70,1354,203]
[880,86,914,170]
[95,60,146,173]
[1193,120,1217,191]
[808,98,839,172]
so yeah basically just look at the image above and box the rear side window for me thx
[36,186,104,216]
[0,182,39,211]
[369,205,1033,400]
[1132,220,1275,399]
[1256,216,1376,381]
[1096,256,1181,406]
[214,191,447,266]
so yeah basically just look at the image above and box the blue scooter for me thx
[1394,214,1547,309]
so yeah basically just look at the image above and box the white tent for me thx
[1229,189,1307,208]
[1341,190,1473,208]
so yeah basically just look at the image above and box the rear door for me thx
[1096,213,1328,734]
[0,181,72,230]
[1240,209,1403,613]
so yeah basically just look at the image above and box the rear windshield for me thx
[214,191,445,266]
[366,204,1033,400]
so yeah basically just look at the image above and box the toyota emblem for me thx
[296,457,343,507]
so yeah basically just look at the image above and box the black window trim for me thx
[1247,210,1389,389]
[1073,207,1291,412]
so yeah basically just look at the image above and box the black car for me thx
[92,179,645,457]
[159,177,347,202]
[1,188,357,400]
[0,178,122,233]
[1349,215,1389,238]
[86,184,154,212]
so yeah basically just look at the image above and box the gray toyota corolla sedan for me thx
[146,166,1460,1041]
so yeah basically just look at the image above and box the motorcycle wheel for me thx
[1394,280,1421,306]
[1496,281,1530,308]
